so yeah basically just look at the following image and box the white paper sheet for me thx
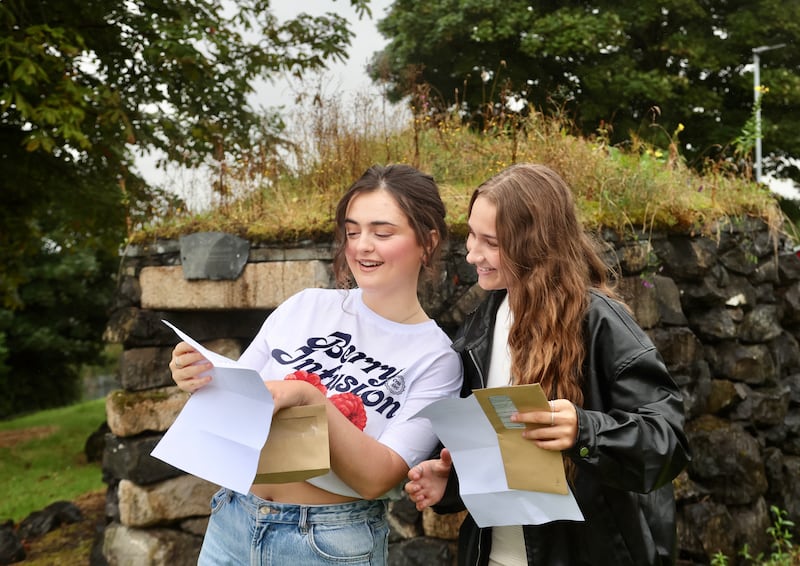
[150,321,274,494]
[416,395,585,527]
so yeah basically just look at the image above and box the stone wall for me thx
[99,220,800,566]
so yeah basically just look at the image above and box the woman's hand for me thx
[511,399,578,451]
[405,448,452,511]
[170,341,213,393]
[265,379,327,413]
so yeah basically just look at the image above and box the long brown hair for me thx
[470,164,619,407]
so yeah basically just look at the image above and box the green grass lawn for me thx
[0,398,107,522]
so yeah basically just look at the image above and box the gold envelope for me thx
[253,404,330,484]
[473,384,568,495]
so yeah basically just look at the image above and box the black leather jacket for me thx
[435,289,691,566]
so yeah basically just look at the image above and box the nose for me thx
[354,232,374,253]
[465,241,481,265]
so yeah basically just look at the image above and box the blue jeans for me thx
[198,489,389,565]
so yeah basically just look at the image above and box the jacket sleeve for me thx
[432,467,467,514]
[564,296,691,493]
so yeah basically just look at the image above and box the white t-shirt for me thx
[486,294,513,389]
[238,287,462,498]
[485,295,527,565]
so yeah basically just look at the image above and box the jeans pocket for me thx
[208,488,230,516]
[308,520,377,562]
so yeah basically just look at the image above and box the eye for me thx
[346,230,360,239]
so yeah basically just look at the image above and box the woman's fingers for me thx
[513,399,578,450]
[170,343,213,392]
[405,455,450,510]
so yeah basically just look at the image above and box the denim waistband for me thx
[224,489,387,525]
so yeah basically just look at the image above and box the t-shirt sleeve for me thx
[376,349,462,468]
[236,289,304,377]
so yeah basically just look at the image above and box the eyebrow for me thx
[467,222,497,240]
[344,218,400,228]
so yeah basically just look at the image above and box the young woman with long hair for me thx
[170,164,462,566]
[406,163,690,566]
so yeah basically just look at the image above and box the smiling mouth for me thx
[476,266,495,274]
[358,260,383,268]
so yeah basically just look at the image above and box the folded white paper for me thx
[415,385,584,527]
[150,320,275,494]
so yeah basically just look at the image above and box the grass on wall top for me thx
[132,93,787,247]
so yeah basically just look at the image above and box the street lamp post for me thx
[752,43,785,183]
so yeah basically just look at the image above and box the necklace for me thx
[397,306,424,324]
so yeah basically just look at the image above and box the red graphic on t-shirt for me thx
[329,393,368,431]
[283,371,367,431]
[284,370,328,394]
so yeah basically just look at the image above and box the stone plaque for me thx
[179,232,249,280]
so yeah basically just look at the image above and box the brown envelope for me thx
[473,384,568,495]
[253,404,330,484]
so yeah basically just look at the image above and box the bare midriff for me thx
[249,481,360,505]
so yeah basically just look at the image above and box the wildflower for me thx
[505,95,527,113]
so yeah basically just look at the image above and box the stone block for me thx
[647,326,702,375]
[140,261,332,310]
[106,387,188,437]
[652,236,718,280]
[103,522,201,566]
[729,384,791,425]
[421,508,466,540]
[653,275,687,326]
[180,516,209,536]
[249,243,334,262]
[106,308,269,347]
[388,496,422,542]
[739,304,782,343]
[618,275,659,329]
[706,379,741,414]
[615,239,653,274]
[117,476,218,527]
[686,415,767,504]
[779,251,800,283]
[104,433,183,485]
[689,307,737,341]
[678,500,735,560]
[120,346,175,390]
[120,339,241,391]
[388,536,455,565]
[708,342,776,385]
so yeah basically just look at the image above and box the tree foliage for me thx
[371,0,800,183]
[0,0,369,416]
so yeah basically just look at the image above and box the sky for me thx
[253,0,393,111]
[134,0,393,208]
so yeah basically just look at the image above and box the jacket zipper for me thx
[468,346,486,566]
[468,349,487,389]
